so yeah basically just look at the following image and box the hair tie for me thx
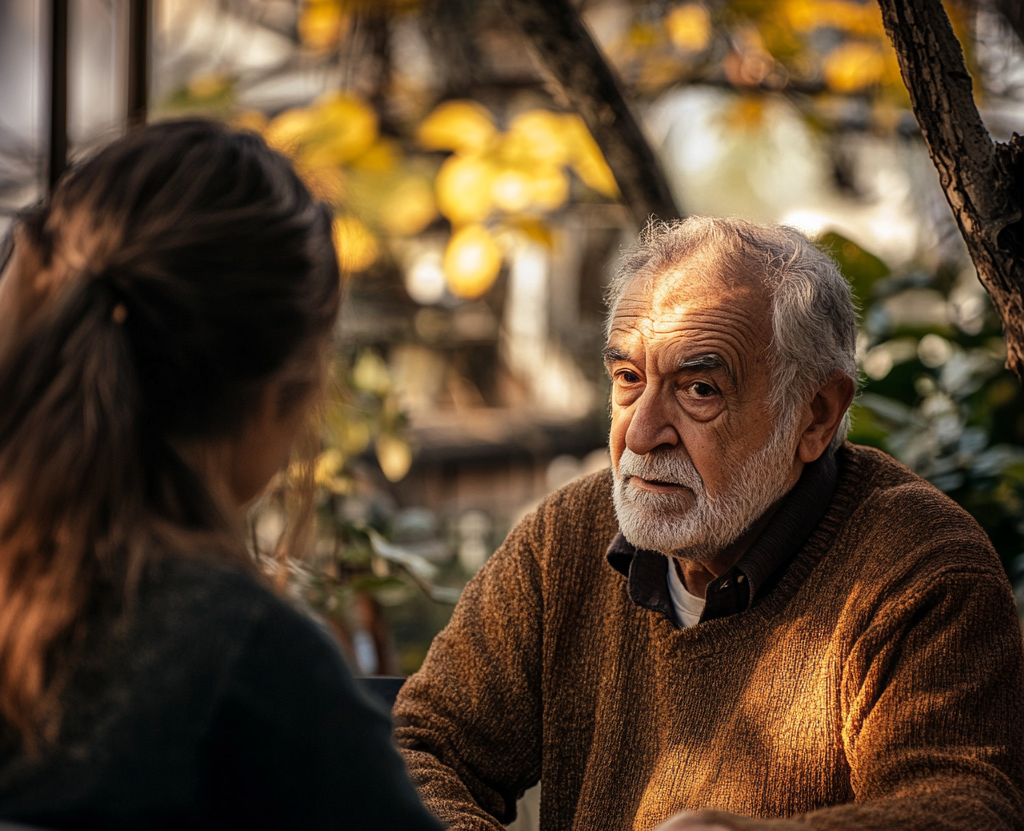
[87,267,128,325]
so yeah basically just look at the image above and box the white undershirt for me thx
[667,558,706,627]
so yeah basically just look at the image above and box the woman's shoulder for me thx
[138,556,282,623]
[66,555,337,717]
[125,557,270,650]
[47,556,353,770]
[128,555,340,678]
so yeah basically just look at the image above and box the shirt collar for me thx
[605,448,839,624]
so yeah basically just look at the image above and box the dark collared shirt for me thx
[606,449,838,626]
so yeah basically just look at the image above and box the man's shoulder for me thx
[495,467,619,573]
[541,466,616,512]
[835,443,998,569]
[537,467,619,539]
[839,442,982,529]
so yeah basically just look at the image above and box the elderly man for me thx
[394,217,1024,831]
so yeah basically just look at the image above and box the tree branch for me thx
[878,0,1024,381]
[501,0,682,226]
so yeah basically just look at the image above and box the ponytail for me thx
[0,234,144,749]
[0,119,340,750]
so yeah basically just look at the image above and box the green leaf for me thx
[817,231,890,307]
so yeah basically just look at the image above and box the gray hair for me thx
[605,216,858,451]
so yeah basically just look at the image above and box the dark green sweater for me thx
[395,444,1024,830]
[0,558,442,831]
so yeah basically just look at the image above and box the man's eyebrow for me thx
[602,346,632,364]
[676,353,732,377]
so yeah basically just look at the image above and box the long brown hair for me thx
[0,120,340,750]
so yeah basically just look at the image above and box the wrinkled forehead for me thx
[610,249,772,337]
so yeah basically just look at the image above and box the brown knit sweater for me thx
[394,444,1024,831]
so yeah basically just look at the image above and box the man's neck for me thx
[672,491,789,599]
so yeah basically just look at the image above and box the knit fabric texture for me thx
[394,444,1024,831]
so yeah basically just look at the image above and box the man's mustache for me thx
[616,448,704,492]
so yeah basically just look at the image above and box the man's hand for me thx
[654,811,735,831]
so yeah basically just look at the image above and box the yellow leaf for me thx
[444,225,502,299]
[506,110,571,167]
[375,434,413,482]
[350,137,400,172]
[823,42,885,93]
[266,93,378,166]
[304,93,379,166]
[315,448,344,482]
[264,107,318,154]
[352,350,391,395]
[435,156,496,224]
[333,215,379,273]
[497,129,536,169]
[380,176,437,236]
[530,165,569,212]
[298,0,349,53]
[782,0,820,31]
[565,116,619,198]
[783,0,882,38]
[418,100,496,154]
[314,448,353,495]
[665,4,712,53]
[492,169,534,213]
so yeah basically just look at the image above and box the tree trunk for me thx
[502,0,682,227]
[878,0,1024,381]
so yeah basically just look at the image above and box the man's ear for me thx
[796,371,856,464]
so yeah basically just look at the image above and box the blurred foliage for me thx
[824,233,1024,591]
[250,350,467,673]
[606,0,978,133]
[319,350,412,488]
[243,93,440,273]
[233,94,619,296]
[298,0,422,54]
[419,101,618,297]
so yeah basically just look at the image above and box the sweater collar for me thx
[606,448,839,624]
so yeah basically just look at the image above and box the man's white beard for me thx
[611,420,798,562]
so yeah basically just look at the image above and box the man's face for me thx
[605,256,802,560]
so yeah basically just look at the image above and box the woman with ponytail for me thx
[0,120,441,830]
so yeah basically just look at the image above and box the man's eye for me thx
[688,382,717,398]
[617,370,641,384]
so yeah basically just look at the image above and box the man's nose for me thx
[624,386,680,456]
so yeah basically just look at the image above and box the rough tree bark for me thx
[878,0,1024,381]
[502,0,683,227]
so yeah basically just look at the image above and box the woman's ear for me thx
[796,371,856,464]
